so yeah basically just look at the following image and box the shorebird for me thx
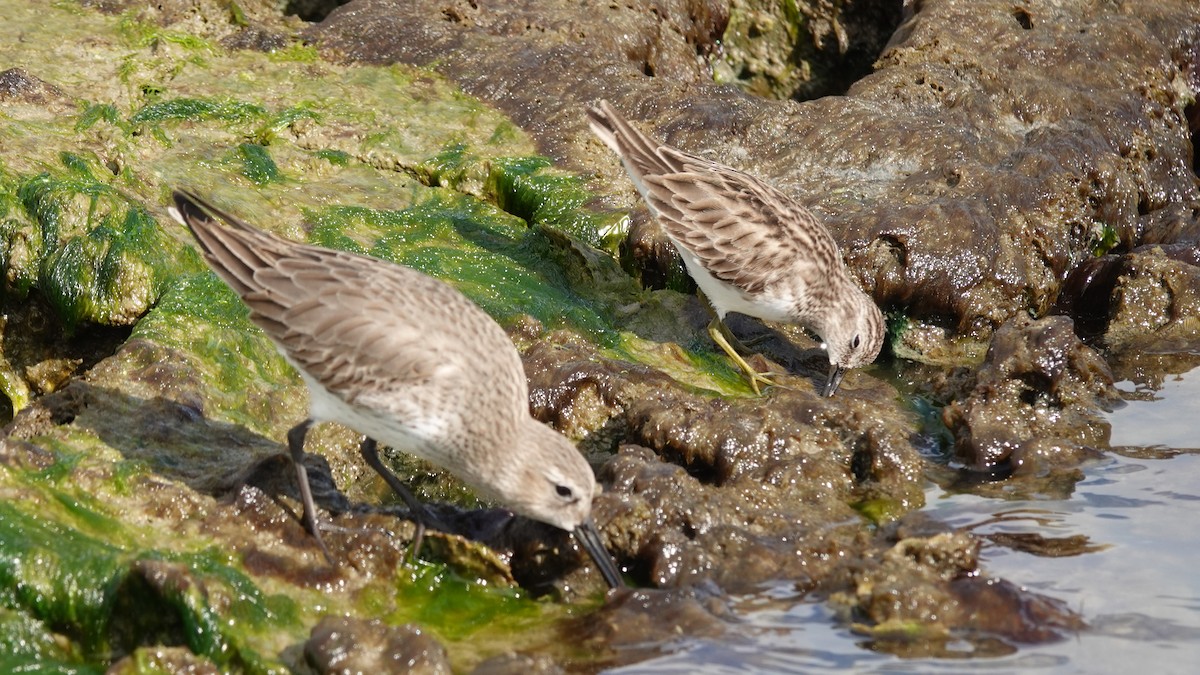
[170,189,623,589]
[587,100,884,396]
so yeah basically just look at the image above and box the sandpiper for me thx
[587,100,884,396]
[170,189,624,589]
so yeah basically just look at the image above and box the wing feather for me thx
[171,190,524,407]
[587,101,840,296]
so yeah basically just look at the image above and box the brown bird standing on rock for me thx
[587,100,884,396]
[170,189,624,589]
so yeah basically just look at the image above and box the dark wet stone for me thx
[220,27,291,52]
[942,315,1118,475]
[829,531,1085,655]
[519,332,926,591]
[567,586,732,667]
[618,207,693,291]
[1055,253,1129,339]
[1104,246,1200,352]
[305,616,452,675]
[287,1,351,23]
[0,68,65,105]
[308,0,1200,361]
[594,445,869,591]
[1138,200,1200,247]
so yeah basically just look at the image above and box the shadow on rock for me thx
[4,379,616,591]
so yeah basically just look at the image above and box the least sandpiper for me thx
[170,189,624,588]
[587,100,884,396]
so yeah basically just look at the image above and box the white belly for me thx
[300,371,453,468]
[676,248,794,323]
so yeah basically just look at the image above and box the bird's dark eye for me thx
[555,485,574,499]
[851,335,861,349]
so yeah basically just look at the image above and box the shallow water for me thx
[615,366,1200,674]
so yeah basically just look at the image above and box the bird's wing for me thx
[587,101,840,294]
[171,190,517,402]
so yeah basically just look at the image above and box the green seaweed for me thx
[116,16,216,54]
[129,98,267,126]
[420,148,628,256]
[305,192,620,344]
[313,149,350,166]
[390,562,540,642]
[0,608,98,675]
[235,144,283,185]
[228,1,249,28]
[130,270,298,432]
[0,500,130,656]
[0,500,293,671]
[266,43,319,64]
[852,496,907,525]
[75,103,128,133]
[1091,221,1119,256]
[7,166,178,328]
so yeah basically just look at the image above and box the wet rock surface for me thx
[0,0,1196,671]
[309,0,1200,351]
[302,0,1199,659]
[942,315,1119,477]
[305,616,452,675]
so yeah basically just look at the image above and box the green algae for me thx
[305,191,621,344]
[0,1,771,670]
[75,103,128,133]
[0,445,302,672]
[0,500,294,671]
[130,98,268,126]
[4,164,178,329]
[0,607,98,675]
[421,147,629,256]
[313,149,350,166]
[0,433,590,672]
[234,144,283,185]
[130,270,299,434]
[390,562,543,641]
[116,16,217,55]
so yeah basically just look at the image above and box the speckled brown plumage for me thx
[587,100,884,396]
[170,189,623,587]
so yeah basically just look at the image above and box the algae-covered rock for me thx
[714,0,902,100]
[0,1,639,671]
[1,0,1195,670]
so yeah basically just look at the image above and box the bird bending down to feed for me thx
[170,189,624,589]
[586,100,884,396]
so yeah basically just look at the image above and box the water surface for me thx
[615,366,1200,673]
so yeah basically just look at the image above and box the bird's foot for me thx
[708,319,782,395]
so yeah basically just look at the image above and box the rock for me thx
[308,0,1200,361]
[942,315,1119,476]
[305,616,452,675]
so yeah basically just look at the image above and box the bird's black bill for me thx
[573,519,625,589]
[823,363,845,397]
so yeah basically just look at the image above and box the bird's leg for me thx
[697,292,775,394]
[697,291,759,355]
[358,438,449,562]
[708,318,775,395]
[286,419,334,564]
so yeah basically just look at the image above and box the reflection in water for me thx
[615,366,1200,674]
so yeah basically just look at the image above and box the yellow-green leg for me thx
[707,318,775,395]
[696,292,775,394]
